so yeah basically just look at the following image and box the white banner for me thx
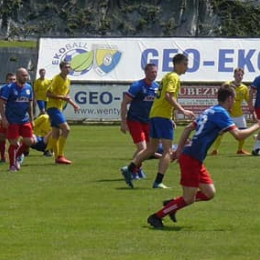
[63,84,252,121]
[37,37,260,82]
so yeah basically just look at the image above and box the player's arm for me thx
[0,98,8,128]
[28,100,34,123]
[229,122,260,140]
[120,94,132,133]
[174,122,196,159]
[248,87,256,114]
[165,92,195,119]
[65,96,80,111]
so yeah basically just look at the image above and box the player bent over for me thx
[147,84,260,229]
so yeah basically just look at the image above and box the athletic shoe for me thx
[120,166,134,188]
[137,169,146,179]
[0,158,6,163]
[163,199,177,223]
[9,165,17,172]
[43,150,53,157]
[147,214,164,229]
[236,149,250,155]
[210,150,218,155]
[252,149,260,156]
[152,182,170,189]
[17,154,25,164]
[15,160,21,170]
[55,156,72,164]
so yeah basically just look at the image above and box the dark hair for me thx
[39,68,46,73]
[144,63,157,72]
[217,83,235,102]
[59,60,70,70]
[172,53,188,66]
[5,72,15,81]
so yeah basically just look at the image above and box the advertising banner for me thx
[64,84,251,121]
[37,37,260,82]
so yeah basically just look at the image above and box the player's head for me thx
[5,72,16,83]
[144,63,157,83]
[16,68,29,85]
[173,54,188,75]
[233,67,244,84]
[218,83,236,109]
[59,60,71,76]
[39,68,46,78]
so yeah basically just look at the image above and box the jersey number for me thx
[195,114,208,136]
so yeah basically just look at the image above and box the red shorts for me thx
[6,122,33,140]
[127,120,150,144]
[179,154,213,187]
[0,122,7,134]
[255,108,260,119]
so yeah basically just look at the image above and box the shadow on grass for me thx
[144,225,184,231]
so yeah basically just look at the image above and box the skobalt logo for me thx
[52,42,122,77]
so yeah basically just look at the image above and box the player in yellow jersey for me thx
[121,54,195,188]
[33,68,51,116]
[210,68,252,155]
[46,61,79,164]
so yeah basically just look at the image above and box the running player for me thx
[147,84,260,229]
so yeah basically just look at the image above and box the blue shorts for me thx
[31,136,47,152]
[37,100,47,111]
[47,108,66,128]
[150,117,174,140]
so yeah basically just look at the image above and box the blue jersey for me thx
[183,105,236,162]
[31,136,46,152]
[127,79,158,123]
[0,82,33,124]
[251,76,260,108]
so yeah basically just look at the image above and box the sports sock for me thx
[45,136,54,151]
[8,144,19,167]
[128,162,136,172]
[154,173,164,184]
[58,136,67,157]
[156,196,187,218]
[16,142,28,157]
[238,139,245,151]
[253,140,260,150]
[195,191,210,201]
[0,140,6,160]
[49,137,58,159]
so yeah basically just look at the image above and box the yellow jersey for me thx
[226,81,249,117]
[150,72,180,119]
[33,78,51,101]
[33,114,51,137]
[47,74,70,111]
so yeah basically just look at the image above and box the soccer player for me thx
[33,68,51,116]
[147,84,260,229]
[210,68,251,155]
[0,68,34,172]
[46,60,79,164]
[121,53,195,188]
[249,74,260,155]
[0,72,16,162]
[120,63,158,179]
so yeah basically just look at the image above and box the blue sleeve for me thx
[252,76,260,89]
[216,110,235,132]
[127,81,141,98]
[0,84,10,100]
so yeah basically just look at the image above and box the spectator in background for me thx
[0,68,34,172]
[0,72,16,162]
[33,68,51,116]
[120,63,159,179]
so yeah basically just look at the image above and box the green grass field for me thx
[0,125,260,260]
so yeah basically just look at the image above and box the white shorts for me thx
[231,115,247,129]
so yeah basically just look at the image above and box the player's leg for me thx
[252,108,260,155]
[210,134,223,155]
[37,100,46,116]
[0,128,7,162]
[57,121,71,163]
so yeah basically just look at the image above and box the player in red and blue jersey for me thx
[120,63,158,179]
[0,72,16,163]
[249,75,260,155]
[147,84,260,228]
[0,68,34,172]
